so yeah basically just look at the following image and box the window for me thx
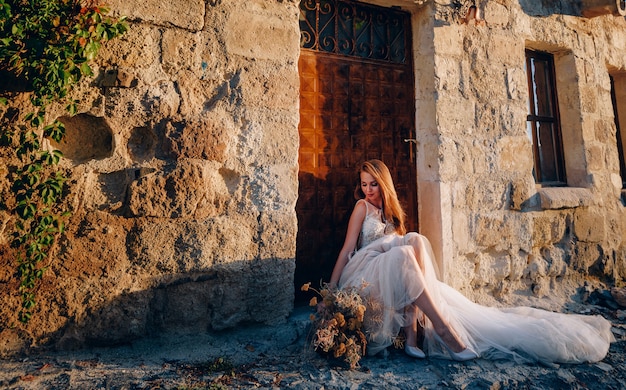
[525,49,566,186]
[610,74,626,189]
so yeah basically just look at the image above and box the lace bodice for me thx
[358,200,394,249]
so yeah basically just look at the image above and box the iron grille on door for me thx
[299,0,409,64]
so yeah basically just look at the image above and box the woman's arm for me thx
[328,200,366,288]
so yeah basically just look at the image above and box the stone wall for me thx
[417,0,626,304]
[0,0,300,354]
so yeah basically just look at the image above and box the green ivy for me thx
[0,0,127,323]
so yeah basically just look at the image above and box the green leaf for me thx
[27,174,39,186]
[16,202,36,219]
[80,61,92,76]
[0,127,12,146]
[66,102,77,115]
[2,1,128,324]
[30,114,44,127]
[18,311,32,323]
[26,163,42,173]
[23,298,36,309]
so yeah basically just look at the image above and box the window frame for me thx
[610,74,626,189]
[525,49,567,186]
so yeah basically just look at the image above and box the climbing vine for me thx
[0,0,127,323]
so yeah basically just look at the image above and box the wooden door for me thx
[295,0,417,299]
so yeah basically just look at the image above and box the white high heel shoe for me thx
[433,333,479,361]
[404,344,426,359]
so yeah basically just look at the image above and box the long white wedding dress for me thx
[339,200,614,364]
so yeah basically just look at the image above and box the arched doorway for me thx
[295,0,417,299]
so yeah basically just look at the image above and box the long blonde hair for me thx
[354,159,407,235]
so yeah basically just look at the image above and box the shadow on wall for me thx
[54,114,114,163]
[294,171,353,303]
[52,113,161,167]
[518,0,626,17]
[52,257,295,351]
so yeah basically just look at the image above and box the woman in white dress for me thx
[329,159,614,364]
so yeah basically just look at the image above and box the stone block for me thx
[126,218,258,273]
[127,160,224,219]
[570,242,602,272]
[497,136,533,173]
[108,0,205,31]
[161,29,203,76]
[97,24,161,69]
[484,2,510,27]
[52,114,114,163]
[574,209,606,243]
[587,144,605,172]
[594,118,615,143]
[452,209,471,252]
[538,187,596,210]
[224,10,299,61]
[524,254,547,279]
[258,211,297,259]
[542,246,568,277]
[508,179,532,210]
[240,109,300,167]
[487,33,524,66]
[471,214,518,250]
[433,25,464,57]
[581,86,599,113]
[611,287,626,307]
[434,57,462,93]
[239,64,300,111]
[531,214,558,247]
[436,97,475,135]
[509,250,529,280]
[464,179,509,211]
[161,117,229,162]
[474,253,512,286]
[100,68,136,88]
[104,82,180,125]
[505,67,527,101]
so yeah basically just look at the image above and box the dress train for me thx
[339,232,614,363]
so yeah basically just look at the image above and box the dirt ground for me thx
[1,295,626,389]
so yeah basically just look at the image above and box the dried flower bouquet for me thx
[301,282,369,369]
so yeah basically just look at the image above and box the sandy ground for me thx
[1,298,625,389]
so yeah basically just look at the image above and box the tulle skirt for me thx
[338,233,614,363]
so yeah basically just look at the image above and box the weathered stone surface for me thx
[127,161,225,219]
[108,0,205,31]
[160,118,229,161]
[54,114,114,163]
[223,4,300,61]
[538,188,596,210]
[98,24,161,69]
[574,208,607,242]
[0,0,300,353]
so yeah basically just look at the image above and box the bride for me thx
[328,159,614,363]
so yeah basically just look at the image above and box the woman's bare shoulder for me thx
[354,198,367,210]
